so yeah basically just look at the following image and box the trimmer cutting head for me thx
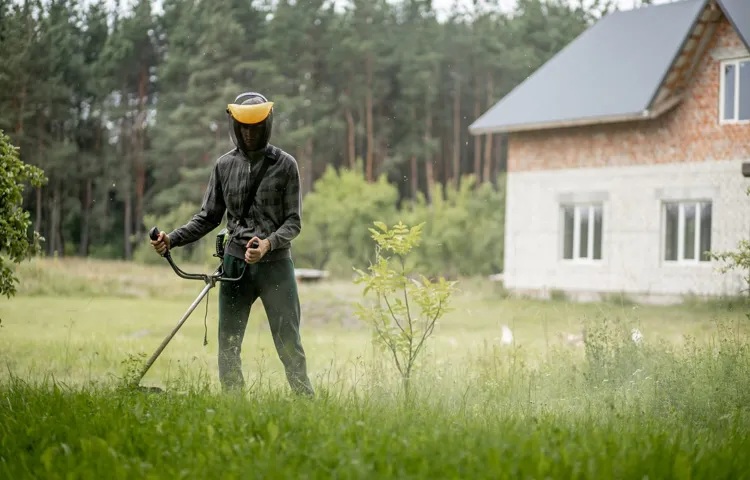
[132,385,165,394]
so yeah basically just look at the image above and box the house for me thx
[469,0,750,303]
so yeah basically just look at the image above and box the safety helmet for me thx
[226,92,273,155]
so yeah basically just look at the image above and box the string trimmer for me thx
[127,226,253,393]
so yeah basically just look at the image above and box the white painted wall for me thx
[503,159,750,302]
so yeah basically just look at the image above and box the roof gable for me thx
[470,0,710,135]
[717,0,750,51]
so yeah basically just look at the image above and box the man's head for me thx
[227,92,273,155]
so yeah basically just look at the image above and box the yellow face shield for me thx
[226,102,274,125]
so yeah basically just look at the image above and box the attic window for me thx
[720,57,750,123]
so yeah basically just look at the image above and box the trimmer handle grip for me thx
[149,226,161,241]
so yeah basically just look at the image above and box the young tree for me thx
[354,221,456,398]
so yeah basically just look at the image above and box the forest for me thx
[0,0,619,276]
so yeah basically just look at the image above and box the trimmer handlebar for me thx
[131,225,247,391]
[149,226,244,284]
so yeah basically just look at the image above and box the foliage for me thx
[293,162,399,272]
[354,221,456,396]
[291,167,506,278]
[401,174,506,278]
[0,130,46,300]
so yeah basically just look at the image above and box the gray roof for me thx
[469,0,709,134]
[717,0,750,51]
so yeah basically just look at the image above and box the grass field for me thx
[1,257,749,478]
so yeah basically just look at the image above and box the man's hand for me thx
[151,231,170,255]
[245,237,271,264]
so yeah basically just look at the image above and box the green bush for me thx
[294,168,506,279]
[293,161,400,274]
[401,174,506,278]
[0,129,47,299]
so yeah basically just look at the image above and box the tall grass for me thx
[2,309,749,478]
[2,259,750,478]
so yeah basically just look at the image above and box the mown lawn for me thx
[1,258,749,478]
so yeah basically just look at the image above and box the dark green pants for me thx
[218,254,314,396]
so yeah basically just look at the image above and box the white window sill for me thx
[720,119,750,125]
[560,259,604,266]
[661,260,714,267]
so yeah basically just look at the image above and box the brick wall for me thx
[508,15,750,173]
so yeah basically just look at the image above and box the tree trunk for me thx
[134,66,148,240]
[79,178,92,256]
[35,115,43,238]
[80,125,101,257]
[424,96,434,205]
[365,55,374,183]
[49,181,61,256]
[424,160,434,203]
[303,135,314,196]
[404,108,415,199]
[473,74,482,183]
[35,187,42,237]
[483,132,493,185]
[296,144,307,194]
[483,73,494,184]
[124,178,133,260]
[443,125,450,188]
[345,99,356,169]
[410,153,418,200]
[452,74,461,189]
[47,194,54,256]
[16,83,26,134]
[493,134,505,186]
[123,113,133,260]
[374,102,384,177]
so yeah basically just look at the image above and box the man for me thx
[151,92,314,397]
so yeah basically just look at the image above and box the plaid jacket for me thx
[167,144,301,263]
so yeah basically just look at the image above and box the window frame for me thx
[661,200,713,265]
[719,56,750,125]
[560,202,604,264]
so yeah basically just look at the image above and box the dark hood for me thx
[227,92,273,157]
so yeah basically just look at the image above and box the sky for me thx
[431,0,654,15]
[86,0,674,19]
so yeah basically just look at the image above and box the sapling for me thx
[353,221,456,398]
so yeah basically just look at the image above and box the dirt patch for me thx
[303,293,363,328]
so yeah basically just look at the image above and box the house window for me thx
[720,57,750,123]
[663,201,712,263]
[561,204,603,261]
